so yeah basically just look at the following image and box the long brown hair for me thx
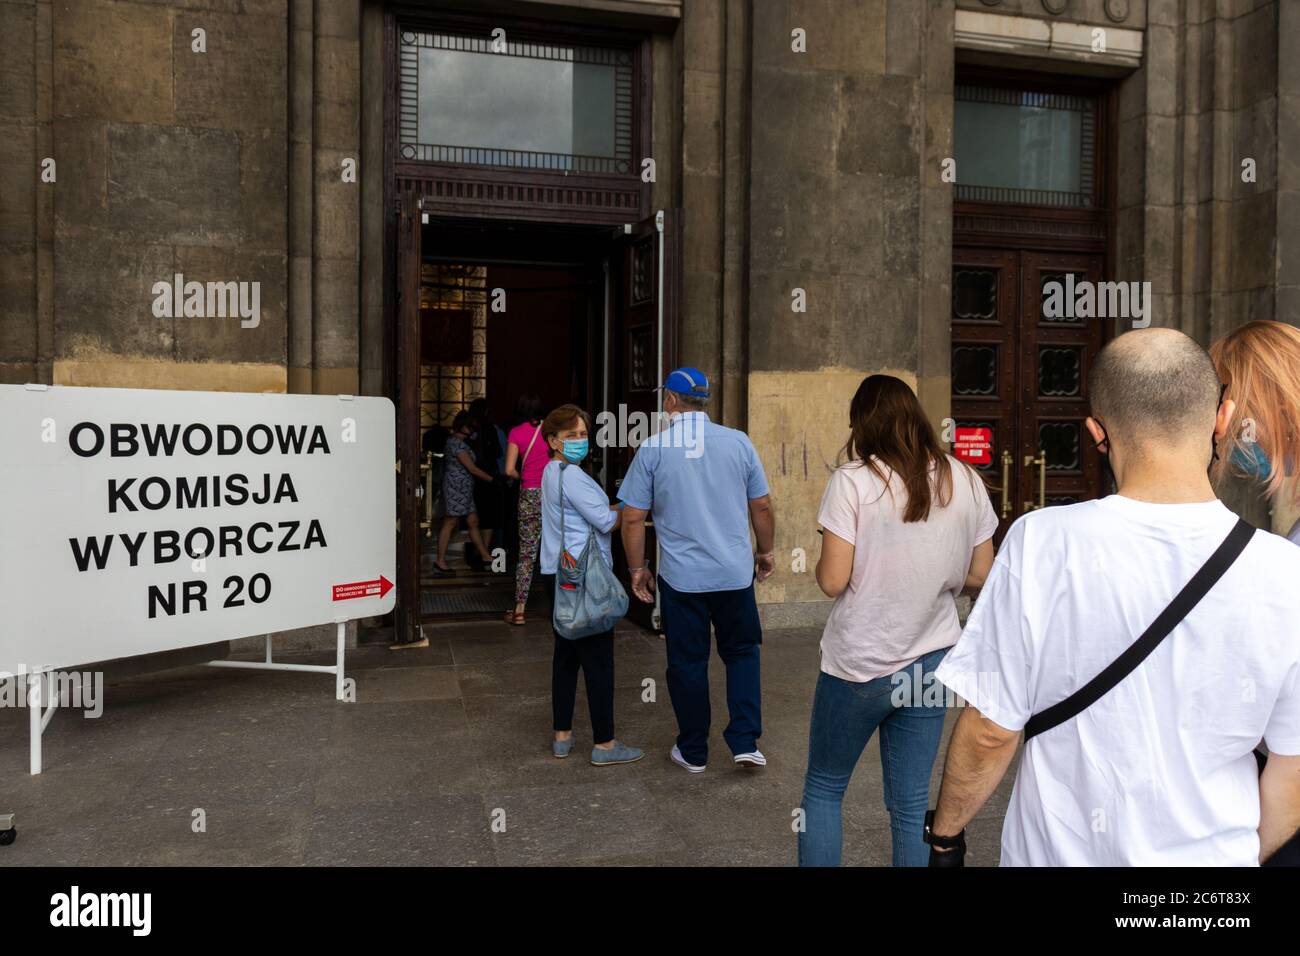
[843,374,954,523]
[1209,320,1300,502]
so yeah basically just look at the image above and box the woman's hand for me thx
[458,450,493,483]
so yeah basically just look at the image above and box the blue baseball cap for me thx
[660,367,710,398]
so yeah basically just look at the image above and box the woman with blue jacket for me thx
[539,403,644,767]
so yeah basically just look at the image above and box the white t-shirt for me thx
[936,494,1300,867]
[816,455,998,682]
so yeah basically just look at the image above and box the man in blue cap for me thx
[618,367,776,772]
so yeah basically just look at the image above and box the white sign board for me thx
[0,385,397,676]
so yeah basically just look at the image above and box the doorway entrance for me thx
[392,200,679,645]
[950,69,1116,540]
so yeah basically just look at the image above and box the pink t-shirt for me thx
[507,421,548,489]
[816,455,998,682]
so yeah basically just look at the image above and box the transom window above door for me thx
[398,28,635,174]
[954,85,1097,208]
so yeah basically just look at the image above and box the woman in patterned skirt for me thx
[503,394,547,624]
[434,411,495,577]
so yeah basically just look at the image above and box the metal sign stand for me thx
[23,622,350,776]
[207,620,349,702]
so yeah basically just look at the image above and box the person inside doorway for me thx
[929,328,1300,866]
[539,403,644,766]
[503,393,547,626]
[434,411,495,577]
[466,397,504,569]
[798,374,997,867]
[619,368,775,773]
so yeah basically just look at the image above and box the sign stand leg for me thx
[28,672,40,776]
[28,670,56,776]
[335,622,345,701]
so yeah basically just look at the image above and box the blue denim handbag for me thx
[552,463,629,640]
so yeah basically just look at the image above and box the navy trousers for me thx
[658,577,763,766]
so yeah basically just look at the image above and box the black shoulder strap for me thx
[1023,517,1255,742]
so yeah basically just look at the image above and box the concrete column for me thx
[680,0,726,420]
[310,0,362,397]
[359,0,385,397]
[721,0,751,430]
[289,0,315,394]
[0,0,45,385]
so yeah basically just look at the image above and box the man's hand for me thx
[630,567,656,604]
[754,551,775,583]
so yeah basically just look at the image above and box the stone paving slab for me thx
[0,623,1015,866]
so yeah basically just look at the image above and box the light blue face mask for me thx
[1231,442,1272,481]
[561,438,590,464]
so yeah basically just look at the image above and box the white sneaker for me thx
[733,750,767,768]
[670,744,706,773]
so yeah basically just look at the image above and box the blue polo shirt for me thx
[617,412,769,593]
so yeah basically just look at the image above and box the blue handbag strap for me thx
[557,462,598,560]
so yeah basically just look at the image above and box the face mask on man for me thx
[561,438,589,464]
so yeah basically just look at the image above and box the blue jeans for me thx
[798,648,950,867]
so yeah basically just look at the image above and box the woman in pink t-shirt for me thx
[503,394,549,624]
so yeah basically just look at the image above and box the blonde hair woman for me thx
[1210,320,1300,543]
[1210,319,1300,868]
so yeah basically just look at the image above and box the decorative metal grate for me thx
[953,345,998,397]
[954,84,1096,209]
[399,28,635,174]
[400,172,642,225]
[1038,347,1083,397]
[1038,421,1082,471]
[1040,272,1085,323]
[953,268,998,321]
[420,264,487,430]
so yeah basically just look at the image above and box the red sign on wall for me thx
[953,427,992,465]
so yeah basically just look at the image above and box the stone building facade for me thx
[2,0,1296,641]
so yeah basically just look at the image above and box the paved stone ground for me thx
[0,623,1016,866]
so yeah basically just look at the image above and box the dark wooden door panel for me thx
[1019,252,1108,512]
[608,210,679,631]
[395,193,425,645]
[952,248,1110,538]
[952,248,1018,541]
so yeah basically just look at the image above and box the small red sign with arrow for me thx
[331,575,394,602]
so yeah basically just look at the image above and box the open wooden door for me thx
[606,209,680,630]
[394,192,425,646]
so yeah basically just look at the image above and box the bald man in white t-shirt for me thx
[929,328,1300,867]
